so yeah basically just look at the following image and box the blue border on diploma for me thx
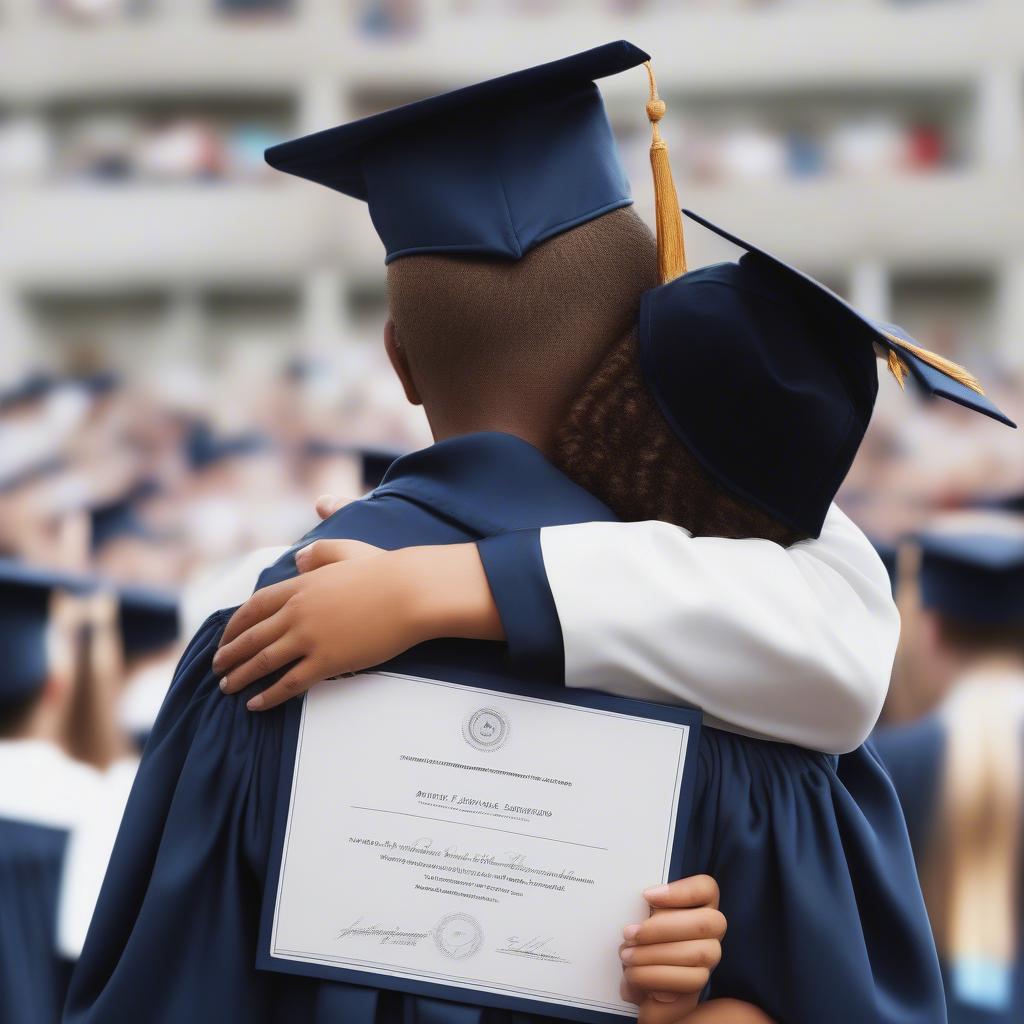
[256,665,702,1024]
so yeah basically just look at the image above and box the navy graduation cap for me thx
[265,41,650,263]
[640,210,1016,539]
[186,424,272,471]
[871,538,899,595]
[118,584,180,659]
[90,480,164,552]
[917,516,1024,625]
[0,372,57,414]
[304,440,403,491]
[0,560,83,706]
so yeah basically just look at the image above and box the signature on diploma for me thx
[496,934,571,965]
[335,918,430,948]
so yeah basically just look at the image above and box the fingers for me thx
[623,906,727,947]
[644,875,719,911]
[218,634,304,695]
[623,964,712,998]
[637,995,697,1024]
[620,939,721,971]
[220,580,296,646]
[315,494,345,520]
[214,606,290,679]
[245,661,321,712]
[295,539,384,573]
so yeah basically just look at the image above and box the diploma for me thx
[259,670,700,1023]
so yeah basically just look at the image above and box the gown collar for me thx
[370,431,616,536]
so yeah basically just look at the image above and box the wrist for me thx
[395,544,505,645]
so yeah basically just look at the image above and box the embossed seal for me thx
[433,912,484,960]
[462,706,510,752]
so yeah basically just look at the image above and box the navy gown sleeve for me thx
[476,530,564,684]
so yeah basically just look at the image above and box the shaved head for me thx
[386,207,658,452]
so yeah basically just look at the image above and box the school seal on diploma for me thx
[463,707,510,752]
[432,912,484,961]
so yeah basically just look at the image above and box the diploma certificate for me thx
[260,670,700,1023]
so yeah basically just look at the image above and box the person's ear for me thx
[384,319,422,407]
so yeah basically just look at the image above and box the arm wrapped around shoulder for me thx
[541,508,899,754]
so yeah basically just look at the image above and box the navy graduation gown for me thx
[876,719,1024,1024]
[0,818,74,1024]
[67,432,944,1024]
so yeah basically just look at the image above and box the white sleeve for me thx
[539,504,899,754]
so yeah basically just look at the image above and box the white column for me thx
[301,266,342,355]
[975,64,1023,171]
[849,259,891,322]
[298,73,345,137]
[994,258,1024,372]
[0,286,37,381]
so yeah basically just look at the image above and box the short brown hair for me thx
[552,329,808,545]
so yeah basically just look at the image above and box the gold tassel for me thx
[887,349,908,390]
[644,61,686,285]
[881,329,985,395]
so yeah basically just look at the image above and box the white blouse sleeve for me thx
[539,504,899,754]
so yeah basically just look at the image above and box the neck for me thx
[424,407,558,459]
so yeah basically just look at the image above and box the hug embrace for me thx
[65,41,1014,1024]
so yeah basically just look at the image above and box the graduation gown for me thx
[0,740,103,1024]
[0,819,71,1024]
[66,432,944,1024]
[876,694,1024,1024]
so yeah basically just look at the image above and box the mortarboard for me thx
[117,584,180,659]
[265,41,651,263]
[870,538,899,595]
[303,440,404,492]
[917,516,1024,625]
[0,372,57,414]
[89,480,164,552]
[638,210,1015,539]
[0,560,84,705]
[71,370,121,398]
[359,447,403,490]
[186,425,272,471]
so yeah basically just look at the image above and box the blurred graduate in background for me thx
[0,564,105,1024]
[876,514,1024,1024]
[0,559,180,1024]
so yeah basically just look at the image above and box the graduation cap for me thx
[71,369,121,398]
[871,538,899,595]
[639,210,1015,539]
[360,447,402,490]
[266,41,658,264]
[303,440,404,492]
[0,560,85,706]
[117,584,180,659]
[917,516,1024,625]
[186,425,272,471]
[89,480,164,551]
[0,372,57,414]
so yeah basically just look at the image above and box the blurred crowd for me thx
[1,336,1022,746]
[1,106,954,187]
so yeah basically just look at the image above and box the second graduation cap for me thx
[265,41,649,263]
[917,515,1024,625]
[640,210,1015,539]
